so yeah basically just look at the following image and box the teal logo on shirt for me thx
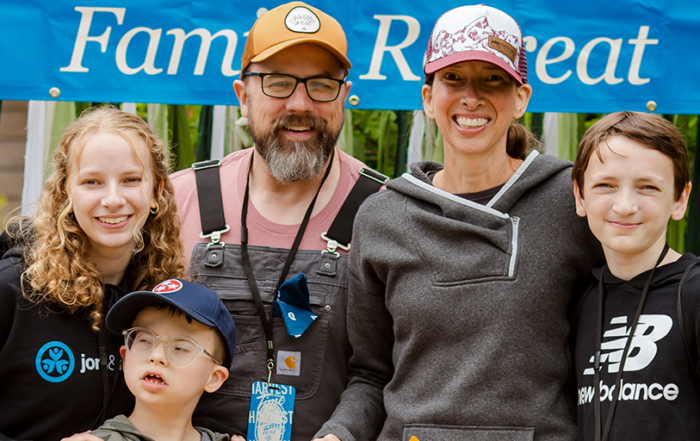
[35,341,75,382]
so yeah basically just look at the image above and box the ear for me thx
[573,181,588,218]
[671,182,692,221]
[343,80,352,101]
[234,79,249,118]
[204,365,229,393]
[422,84,435,120]
[151,178,164,210]
[513,83,533,119]
[119,345,127,360]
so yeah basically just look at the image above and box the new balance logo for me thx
[583,314,672,375]
[578,380,679,405]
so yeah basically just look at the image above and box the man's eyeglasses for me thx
[243,72,345,102]
[122,327,221,368]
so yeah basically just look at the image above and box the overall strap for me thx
[192,159,230,243]
[321,167,388,255]
[677,259,700,392]
[192,160,387,251]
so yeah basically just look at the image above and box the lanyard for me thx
[239,149,334,384]
[593,243,669,441]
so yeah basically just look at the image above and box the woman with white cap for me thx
[314,4,602,441]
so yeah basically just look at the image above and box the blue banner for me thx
[2,0,700,113]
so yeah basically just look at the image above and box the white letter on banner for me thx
[628,26,658,85]
[576,37,623,85]
[359,15,421,81]
[167,29,239,76]
[535,37,575,85]
[116,27,163,75]
[60,7,126,73]
[523,36,538,52]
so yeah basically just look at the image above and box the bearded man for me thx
[171,3,384,440]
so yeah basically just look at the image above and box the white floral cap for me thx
[424,4,527,84]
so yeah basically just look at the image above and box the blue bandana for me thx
[273,274,318,338]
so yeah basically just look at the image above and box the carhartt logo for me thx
[152,279,183,293]
[285,355,296,369]
[583,314,672,375]
[284,6,320,33]
[35,341,75,383]
[276,350,301,376]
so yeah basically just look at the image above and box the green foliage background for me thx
[61,104,700,253]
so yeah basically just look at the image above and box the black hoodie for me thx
[0,248,134,441]
[575,253,700,440]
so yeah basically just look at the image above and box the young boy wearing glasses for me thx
[91,279,236,441]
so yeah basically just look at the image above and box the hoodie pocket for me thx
[411,208,520,284]
[403,424,534,441]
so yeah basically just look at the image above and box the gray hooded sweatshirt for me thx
[92,415,228,441]
[316,151,603,441]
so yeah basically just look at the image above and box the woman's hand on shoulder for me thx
[60,432,101,441]
[313,436,341,441]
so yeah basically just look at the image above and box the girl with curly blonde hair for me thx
[0,107,187,441]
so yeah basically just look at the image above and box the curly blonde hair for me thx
[18,107,186,330]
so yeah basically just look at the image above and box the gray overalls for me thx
[188,159,386,440]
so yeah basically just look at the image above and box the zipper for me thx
[509,216,520,277]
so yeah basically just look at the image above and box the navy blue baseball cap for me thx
[106,279,236,369]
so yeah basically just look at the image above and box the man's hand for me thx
[60,432,101,441]
[313,436,341,441]
[231,435,245,441]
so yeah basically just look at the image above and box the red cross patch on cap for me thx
[152,279,183,293]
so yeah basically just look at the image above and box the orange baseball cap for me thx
[241,2,352,73]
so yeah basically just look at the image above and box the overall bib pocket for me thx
[191,244,344,399]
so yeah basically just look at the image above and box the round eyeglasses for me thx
[243,72,345,102]
[122,327,221,368]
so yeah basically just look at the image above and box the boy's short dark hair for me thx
[573,111,690,200]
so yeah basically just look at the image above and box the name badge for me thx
[247,381,295,441]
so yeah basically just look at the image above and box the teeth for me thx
[99,216,128,224]
[145,374,164,384]
[456,117,488,128]
[286,126,311,132]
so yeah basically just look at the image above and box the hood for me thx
[595,253,700,291]
[1,218,35,259]
[93,415,150,441]
[389,151,572,217]
[1,244,24,261]
[93,414,229,441]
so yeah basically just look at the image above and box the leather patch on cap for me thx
[285,6,320,33]
[488,35,517,63]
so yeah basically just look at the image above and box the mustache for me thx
[271,114,328,133]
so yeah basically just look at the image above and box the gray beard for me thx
[247,114,340,184]
[263,140,327,184]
